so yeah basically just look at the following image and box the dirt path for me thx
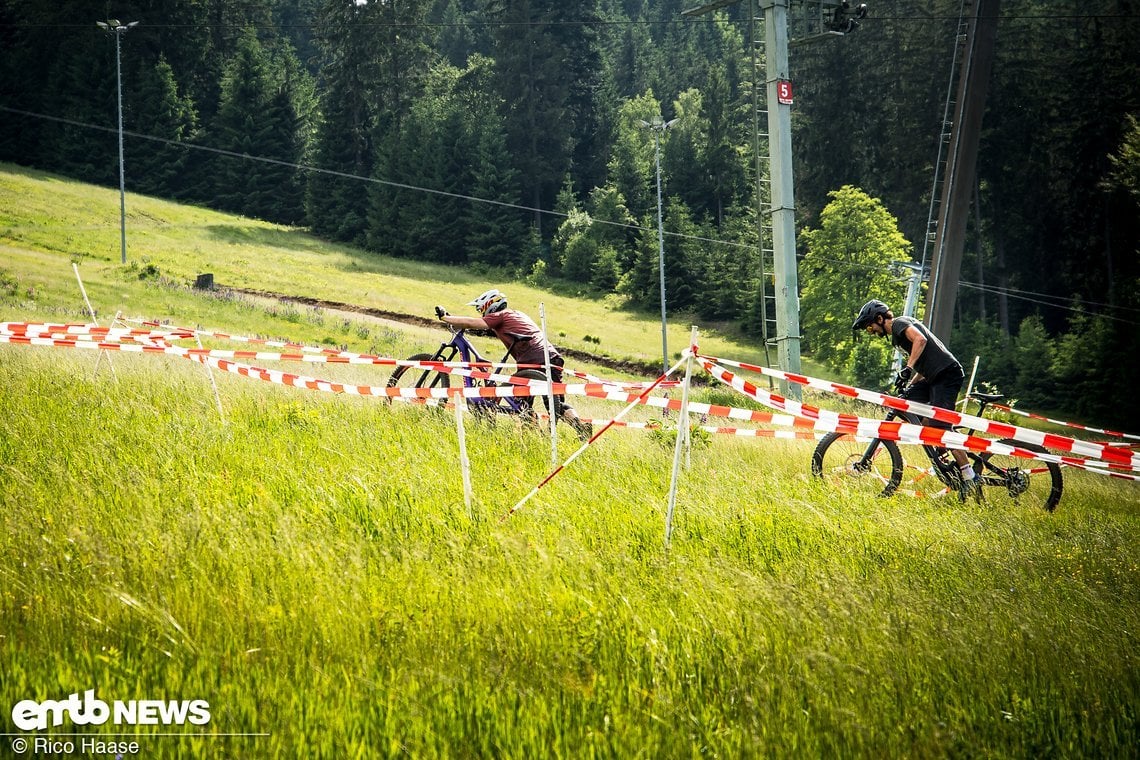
[226,285,664,378]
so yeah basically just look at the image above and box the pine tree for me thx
[465,126,529,268]
[306,0,381,243]
[485,0,602,237]
[209,30,307,224]
[131,55,197,200]
[1012,315,1055,409]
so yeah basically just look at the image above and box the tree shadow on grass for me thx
[201,223,492,287]
[203,224,329,253]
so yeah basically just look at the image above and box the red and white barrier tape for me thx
[985,403,1139,445]
[2,322,195,340]
[6,321,1136,479]
[132,319,671,391]
[582,419,820,440]
[698,356,1140,480]
[0,325,985,443]
[699,353,1140,472]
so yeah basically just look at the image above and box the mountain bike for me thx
[810,385,1064,511]
[386,317,590,440]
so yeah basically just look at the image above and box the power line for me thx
[964,280,1140,314]
[959,281,1139,325]
[0,104,757,254]
[4,104,1132,328]
[2,11,1136,34]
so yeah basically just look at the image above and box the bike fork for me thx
[858,439,882,471]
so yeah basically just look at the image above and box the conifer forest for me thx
[2,0,1138,427]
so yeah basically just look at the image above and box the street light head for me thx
[97,19,137,34]
[638,118,679,131]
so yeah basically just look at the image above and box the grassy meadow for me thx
[1,165,1139,757]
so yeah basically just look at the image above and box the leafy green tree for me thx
[1051,306,1116,424]
[799,186,911,373]
[951,319,1013,394]
[606,92,661,224]
[586,184,637,271]
[851,339,893,391]
[557,209,600,286]
[552,183,639,290]
[663,88,708,219]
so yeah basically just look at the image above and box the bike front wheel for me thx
[811,433,904,498]
[976,439,1063,512]
[386,352,449,406]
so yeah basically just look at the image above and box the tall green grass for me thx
[2,164,1139,757]
[2,342,1138,757]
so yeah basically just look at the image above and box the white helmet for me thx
[468,289,508,315]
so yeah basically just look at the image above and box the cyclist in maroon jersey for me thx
[436,289,591,439]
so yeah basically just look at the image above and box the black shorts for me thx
[907,367,964,429]
[514,355,573,414]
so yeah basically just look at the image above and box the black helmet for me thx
[852,299,890,331]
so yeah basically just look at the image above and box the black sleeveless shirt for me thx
[891,316,962,381]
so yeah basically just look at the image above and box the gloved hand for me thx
[434,305,448,320]
[893,366,914,394]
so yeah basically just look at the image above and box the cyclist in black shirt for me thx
[853,300,981,496]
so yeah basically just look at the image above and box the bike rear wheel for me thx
[812,433,904,498]
[386,352,449,406]
[976,439,1063,512]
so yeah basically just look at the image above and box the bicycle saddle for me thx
[970,392,1004,403]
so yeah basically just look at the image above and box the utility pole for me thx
[892,261,924,373]
[763,0,802,396]
[97,19,137,265]
[683,0,818,398]
[924,0,999,341]
[638,118,680,376]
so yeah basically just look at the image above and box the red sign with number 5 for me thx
[777,80,793,105]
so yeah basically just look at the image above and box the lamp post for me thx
[638,118,679,376]
[96,19,137,265]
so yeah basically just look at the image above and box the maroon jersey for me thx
[482,309,561,367]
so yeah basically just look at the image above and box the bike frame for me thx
[409,326,533,416]
[860,391,1023,494]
